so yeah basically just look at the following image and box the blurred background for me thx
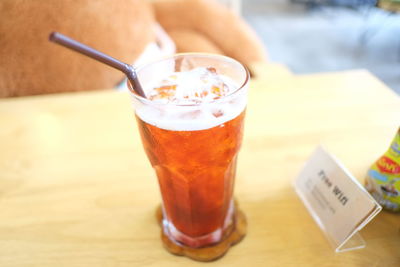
[2,0,399,97]
[241,0,400,95]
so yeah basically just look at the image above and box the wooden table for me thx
[0,66,399,266]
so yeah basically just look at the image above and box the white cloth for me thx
[117,23,176,91]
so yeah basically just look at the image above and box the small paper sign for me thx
[294,146,382,252]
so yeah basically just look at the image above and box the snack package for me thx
[365,128,400,212]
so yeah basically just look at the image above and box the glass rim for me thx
[129,53,250,107]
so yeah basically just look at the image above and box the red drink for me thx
[136,111,245,247]
[131,54,248,253]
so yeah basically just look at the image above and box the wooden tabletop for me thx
[0,66,399,266]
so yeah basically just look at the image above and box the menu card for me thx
[294,146,382,252]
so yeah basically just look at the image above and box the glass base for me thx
[156,202,247,262]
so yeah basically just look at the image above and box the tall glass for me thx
[130,54,249,261]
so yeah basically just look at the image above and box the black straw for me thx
[49,32,146,98]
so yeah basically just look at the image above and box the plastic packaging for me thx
[365,128,400,212]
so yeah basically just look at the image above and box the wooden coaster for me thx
[156,203,247,262]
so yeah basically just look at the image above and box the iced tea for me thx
[131,55,248,249]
